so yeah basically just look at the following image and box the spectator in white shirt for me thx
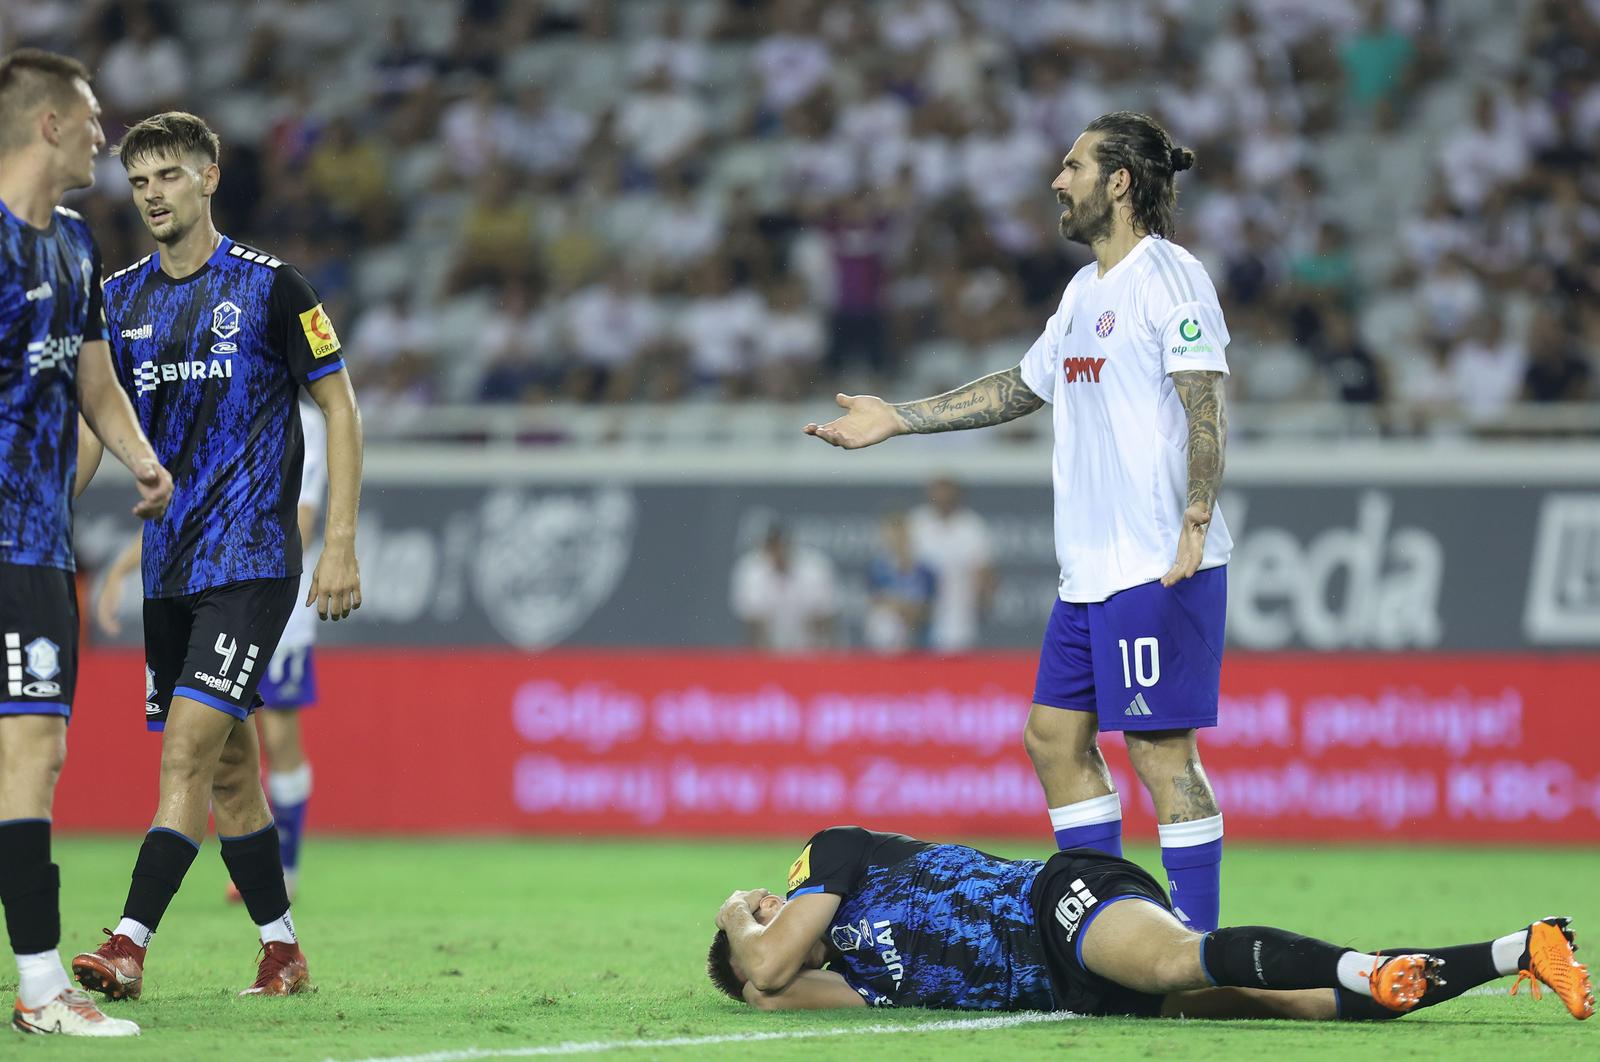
[628,5,709,88]
[616,65,709,171]
[641,170,723,268]
[1439,87,1530,210]
[441,79,509,177]
[677,258,766,394]
[501,85,595,178]
[755,274,826,399]
[98,6,188,117]
[750,0,831,116]
[564,267,664,402]
[348,293,438,372]
[1449,308,1527,426]
[731,525,838,653]
[909,477,995,652]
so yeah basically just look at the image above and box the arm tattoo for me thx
[1171,370,1227,512]
[893,366,1044,434]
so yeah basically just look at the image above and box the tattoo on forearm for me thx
[1171,370,1227,511]
[894,367,1043,434]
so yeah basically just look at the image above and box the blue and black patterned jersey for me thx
[0,199,105,571]
[102,236,346,597]
[785,826,1056,1010]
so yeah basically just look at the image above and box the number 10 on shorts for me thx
[1118,637,1160,688]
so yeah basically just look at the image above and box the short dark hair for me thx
[0,49,91,154]
[1083,111,1194,239]
[706,931,744,1001]
[114,111,221,168]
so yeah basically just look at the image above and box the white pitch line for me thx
[331,990,1534,1062]
[325,1011,1084,1062]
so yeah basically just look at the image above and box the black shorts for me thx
[1030,848,1174,1018]
[143,577,298,732]
[0,563,78,720]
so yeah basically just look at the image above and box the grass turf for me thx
[4,837,1595,1060]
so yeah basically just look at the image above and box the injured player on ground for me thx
[707,827,1593,1022]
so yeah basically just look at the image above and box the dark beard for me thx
[1058,183,1114,245]
[152,218,188,245]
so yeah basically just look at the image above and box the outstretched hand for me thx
[1161,504,1212,587]
[802,394,903,450]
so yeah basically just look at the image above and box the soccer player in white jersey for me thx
[806,112,1231,932]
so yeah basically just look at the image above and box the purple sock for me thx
[1159,815,1223,932]
[1047,793,1123,856]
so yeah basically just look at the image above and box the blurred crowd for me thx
[731,476,995,653]
[6,0,1598,434]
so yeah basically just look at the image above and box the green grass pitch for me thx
[5,837,1595,1060]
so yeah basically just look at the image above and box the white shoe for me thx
[12,988,140,1036]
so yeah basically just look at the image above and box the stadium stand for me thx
[9,0,1599,441]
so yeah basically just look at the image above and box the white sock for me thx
[259,911,297,945]
[1336,950,1384,994]
[16,950,71,1010]
[1156,813,1225,849]
[268,762,313,807]
[1492,930,1529,977]
[113,917,154,949]
[1047,792,1123,832]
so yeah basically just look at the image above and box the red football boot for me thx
[71,931,146,1002]
[240,941,312,996]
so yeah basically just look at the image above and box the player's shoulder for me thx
[103,253,155,291]
[224,240,290,272]
[1135,237,1219,307]
[52,205,95,244]
[807,824,871,842]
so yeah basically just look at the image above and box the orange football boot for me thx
[1364,952,1445,1012]
[1512,917,1593,1020]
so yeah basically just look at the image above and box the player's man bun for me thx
[1083,111,1191,238]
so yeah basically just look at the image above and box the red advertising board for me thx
[57,650,1600,842]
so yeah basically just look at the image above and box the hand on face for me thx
[715,888,774,930]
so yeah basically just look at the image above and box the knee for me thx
[38,731,67,778]
[160,736,218,785]
[7,728,67,782]
[1125,730,1199,779]
[1023,715,1098,770]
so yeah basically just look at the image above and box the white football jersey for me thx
[1018,236,1233,603]
[277,400,327,650]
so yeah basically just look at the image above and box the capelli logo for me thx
[120,323,153,340]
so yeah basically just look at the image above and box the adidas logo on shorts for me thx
[1125,692,1153,717]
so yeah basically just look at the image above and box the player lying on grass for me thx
[708,827,1594,1021]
